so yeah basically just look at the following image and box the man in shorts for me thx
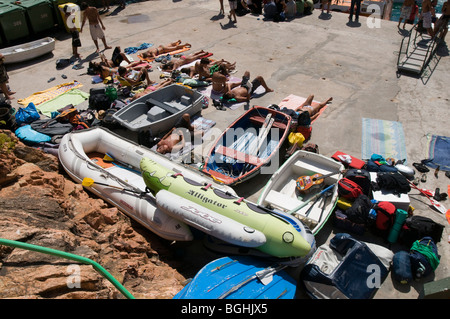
[222,71,273,103]
[228,0,238,23]
[398,0,415,29]
[420,0,435,37]
[80,2,112,53]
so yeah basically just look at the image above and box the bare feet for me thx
[105,45,112,50]
[325,97,333,104]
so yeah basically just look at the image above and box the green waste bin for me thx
[0,2,29,43]
[14,0,56,34]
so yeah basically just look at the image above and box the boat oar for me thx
[82,177,146,196]
[287,184,335,215]
[408,180,447,214]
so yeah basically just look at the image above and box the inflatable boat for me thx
[140,157,315,259]
[58,127,236,242]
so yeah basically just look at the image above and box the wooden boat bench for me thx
[215,145,262,166]
[249,115,288,130]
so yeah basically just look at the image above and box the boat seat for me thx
[146,97,179,114]
[215,145,262,166]
[264,190,301,212]
[249,115,287,130]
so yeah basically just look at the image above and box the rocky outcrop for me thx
[0,130,186,299]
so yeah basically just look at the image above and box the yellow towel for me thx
[18,81,83,106]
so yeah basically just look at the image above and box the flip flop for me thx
[413,162,430,173]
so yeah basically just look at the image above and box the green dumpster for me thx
[0,2,29,43]
[14,0,56,34]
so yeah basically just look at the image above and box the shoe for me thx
[446,171,450,179]
[421,174,427,183]
[433,188,448,201]
[413,177,420,185]
[413,162,430,173]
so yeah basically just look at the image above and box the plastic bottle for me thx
[388,209,409,243]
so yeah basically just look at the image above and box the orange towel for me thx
[138,46,191,62]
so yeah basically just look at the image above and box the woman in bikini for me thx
[141,41,191,59]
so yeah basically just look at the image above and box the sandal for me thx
[413,162,430,173]
[421,174,427,183]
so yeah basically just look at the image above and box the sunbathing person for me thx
[188,58,236,81]
[141,41,191,59]
[221,71,273,103]
[160,50,212,72]
[293,94,333,124]
[100,46,143,68]
[131,78,175,100]
[117,66,154,86]
[156,113,204,154]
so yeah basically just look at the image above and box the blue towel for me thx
[425,135,450,171]
[124,43,153,55]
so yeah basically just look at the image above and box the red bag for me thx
[374,201,396,233]
[338,178,363,199]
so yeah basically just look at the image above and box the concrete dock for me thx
[4,0,449,299]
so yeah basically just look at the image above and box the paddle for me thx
[287,184,335,215]
[82,177,147,196]
[218,264,287,299]
[408,180,447,214]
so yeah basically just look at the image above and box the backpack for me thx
[344,194,374,226]
[338,178,363,199]
[301,233,393,299]
[89,93,111,110]
[409,237,440,280]
[333,209,366,235]
[344,168,372,196]
[373,201,396,236]
[15,103,40,126]
[399,215,444,247]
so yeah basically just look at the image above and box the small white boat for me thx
[0,37,55,64]
[112,84,207,136]
[58,127,236,242]
[257,150,344,235]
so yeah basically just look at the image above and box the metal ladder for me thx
[397,23,443,75]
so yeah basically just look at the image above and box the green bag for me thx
[105,86,117,102]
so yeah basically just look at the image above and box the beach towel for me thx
[17,81,83,106]
[36,89,89,117]
[124,42,153,55]
[138,46,192,62]
[424,134,450,171]
[278,94,326,124]
[361,118,408,162]
[151,116,216,161]
[197,76,266,110]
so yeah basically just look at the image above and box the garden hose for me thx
[0,238,135,299]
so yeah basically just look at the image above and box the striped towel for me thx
[18,81,83,106]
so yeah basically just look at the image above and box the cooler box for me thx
[370,172,410,211]
[58,2,80,32]
[0,2,29,43]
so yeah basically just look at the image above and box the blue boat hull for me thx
[174,256,297,299]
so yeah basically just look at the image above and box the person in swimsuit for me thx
[80,2,112,53]
[141,41,191,59]
[420,0,435,37]
[160,50,212,72]
[0,54,15,100]
[222,71,273,103]
[293,95,333,125]
[117,66,154,87]
[434,0,449,39]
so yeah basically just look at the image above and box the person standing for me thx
[420,0,435,37]
[80,2,112,53]
[348,0,362,23]
[0,54,15,100]
[397,0,415,28]
[219,0,225,15]
[228,0,238,22]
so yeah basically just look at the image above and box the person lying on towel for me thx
[156,113,204,154]
[221,71,273,103]
[117,66,154,87]
[141,40,191,59]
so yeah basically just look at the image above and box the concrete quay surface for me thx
[4,0,449,299]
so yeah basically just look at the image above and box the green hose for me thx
[0,238,135,299]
